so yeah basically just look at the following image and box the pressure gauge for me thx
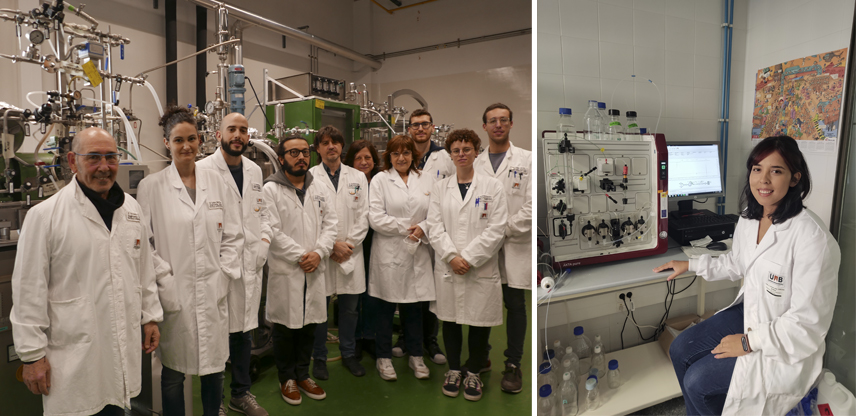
[28,29,45,45]
[205,101,215,114]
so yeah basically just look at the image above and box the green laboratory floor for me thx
[192,305,532,415]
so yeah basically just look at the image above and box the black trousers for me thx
[375,297,423,358]
[443,321,491,372]
[228,331,253,397]
[272,323,318,383]
[421,301,440,346]
[502,284,527,366]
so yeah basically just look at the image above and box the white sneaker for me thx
[409,356,430,379]
[376,358,397,381]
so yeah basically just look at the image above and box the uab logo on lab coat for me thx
[766,272,786,297]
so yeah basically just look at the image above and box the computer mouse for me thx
[707,241,727,251]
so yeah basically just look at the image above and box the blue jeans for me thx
[669,303,743,416]
[161,366,224,416]
[313,294,361,359]
[228,331,253,397]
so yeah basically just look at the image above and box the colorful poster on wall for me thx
[752,48,846,152]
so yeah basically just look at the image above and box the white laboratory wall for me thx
[537,0,751,235]
[737,0,854,227]
[354,0,532,150]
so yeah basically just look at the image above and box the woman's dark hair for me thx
[344,139,380,179]
[382,135,421,175]
[740,135,810,224]
[444,128,481,154]
[158,105,196,139]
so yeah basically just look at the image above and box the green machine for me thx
[265,98,361,168]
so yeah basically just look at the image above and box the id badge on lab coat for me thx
[478,195,492,220]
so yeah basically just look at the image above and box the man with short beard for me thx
[308,126,369,379]
[197,112,271,415]
[263,134,337,406]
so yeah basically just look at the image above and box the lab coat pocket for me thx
[157,274,183,313]
[762,355,804,396]
[47,297,93,346]
[208,209,225,243]
[124,222,142,260]
[758,258,791,314]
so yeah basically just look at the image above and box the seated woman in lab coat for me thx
[138,106,243,416]
[344,140,381,357]
[368,135,434,381]
[655,135,840,416]
[427,129,508,402]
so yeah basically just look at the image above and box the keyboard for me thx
[671,213,738,228]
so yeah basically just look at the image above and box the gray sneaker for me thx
[229,392,269,416]
[220,402,228,416]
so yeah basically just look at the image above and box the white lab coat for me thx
[138,163,243,375]
[421,147,456,182]
[308,163,369,296]
[474,143,532,290]
[10,176,163,416]
[688,209,840,415]
[368,169,435,303]
[427,172,508,327]
[263,172,338,329]
[198,151,272,332]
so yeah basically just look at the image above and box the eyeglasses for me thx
[391,151,412,158]
[486,117,511,126]
[409,122,432,130]
[76,152,120,165]
[285,148,311,158]
[450,147,475,155]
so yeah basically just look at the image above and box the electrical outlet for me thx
[618,301,626,313]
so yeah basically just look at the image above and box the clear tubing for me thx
[32,122,56,164]
[143,80,164,117]
[82,97,142,161]
[26,91,47,108]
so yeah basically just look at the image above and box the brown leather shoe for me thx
[298,378,327,400]
[280,380,301,405]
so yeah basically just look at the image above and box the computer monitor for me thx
[667,141,725,217]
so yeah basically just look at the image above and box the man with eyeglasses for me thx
[473,103,532,394]
[393,109,455,365]
[197,113,271,416]
[11,127,163,416]
[263,133,337,406]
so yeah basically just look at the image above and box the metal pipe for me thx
[185,0,382,70]
[137,39,239,77]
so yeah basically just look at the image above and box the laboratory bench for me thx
[538,242,742,415]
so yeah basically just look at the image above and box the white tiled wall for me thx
[736,0,854,226]
[537,0,750,233]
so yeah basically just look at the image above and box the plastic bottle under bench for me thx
[560,371,579,416]
[817,370,856,416]
[607,359,621,389]
[570,326,593,373]
[585,376,601,412]
[538,385,557,416]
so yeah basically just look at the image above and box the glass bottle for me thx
[606,109,624,141]
[570,326,592,361]
[583,100,602,140]
[608,359,621,389]
[591,344,606,376]
[539,361,557,389]
[538,384,556,416]
[557,108,574,140]
[553,340,564,364]
[625,111,640,140]
[560,371,579,416]
[593,334,604,354]
[585,377,601,411]
[563,346,580,380]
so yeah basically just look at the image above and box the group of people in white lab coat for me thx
[10,102,532,415]
[655,135,841,416]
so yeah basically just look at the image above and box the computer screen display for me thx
[667,142,724,199]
